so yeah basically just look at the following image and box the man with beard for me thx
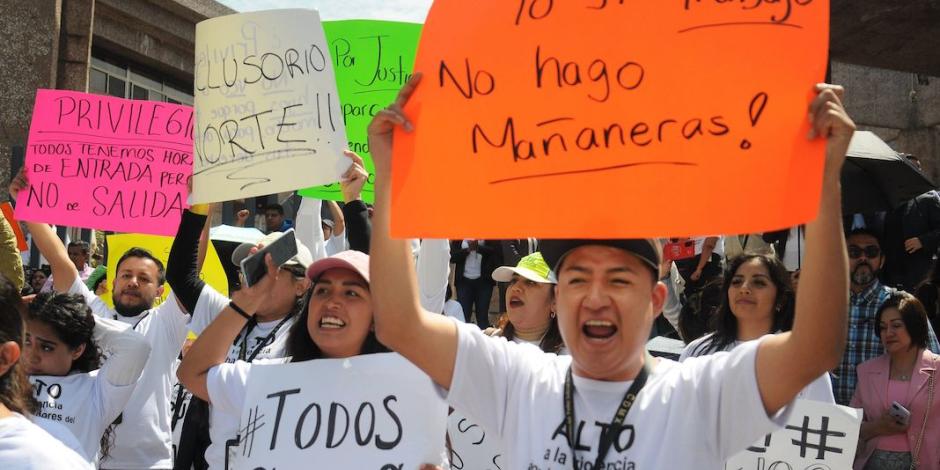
[831,228,940,405]
[10,166,199,470]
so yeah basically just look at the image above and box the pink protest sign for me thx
[15,89,193,235]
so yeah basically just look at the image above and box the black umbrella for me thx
[841,131,936,214]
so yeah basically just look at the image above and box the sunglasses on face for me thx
[848,245,881,259]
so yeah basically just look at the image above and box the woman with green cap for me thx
[488,252,565,354]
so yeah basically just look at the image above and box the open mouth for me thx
[319,315,347,330]
[582,320,617,339]
[508,297,524,308]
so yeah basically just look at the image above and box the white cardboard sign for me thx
[726,399,863,470]
[447,412,505,470]
[231,353,448,470]
[193,9,348,203]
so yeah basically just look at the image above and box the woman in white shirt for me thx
[0,275,91,469]
[488,252,565,354]
[680,253,833,402]
[24,291,151,462]
[178,250,391,448]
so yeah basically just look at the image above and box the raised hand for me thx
[367,73,422,176]
[807,83,855,176]
[8,168,28,200]
[340,150,369,203]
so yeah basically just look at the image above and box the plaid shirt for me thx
[832,280,940,405]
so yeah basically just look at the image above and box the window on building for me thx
[89,56,193,105]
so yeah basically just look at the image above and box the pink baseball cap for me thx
[305,250,370,284]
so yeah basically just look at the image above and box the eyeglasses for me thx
[280,265,307,279]
[848,245,881,259]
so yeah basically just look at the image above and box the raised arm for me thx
[166,205,210,314]
[755,84,853,414]
[9,170,77,292]
[177,254,279,401]
[95,315,152,386]
[692,237,718,280]
[341,151,372,254]
[369,74,459,389]
[417,239,451,314]
[325,200,346,237]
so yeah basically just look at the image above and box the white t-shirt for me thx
[38,417,86,458]
[30,370,135,462]
[169,359,190,460]
[204,358,292,469]
[679,333,835,403]
[416,239,451,315]
[782,226,805,271]
[192,286,296,469]
[69,277,194,469]
[324,233,347,256]
[461,240,483,279]
[447,321,791,469]
[693,236,724,257]
[0,413,91,470]
[443,300,465,323]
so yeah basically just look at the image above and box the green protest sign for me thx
[298,20,421,202]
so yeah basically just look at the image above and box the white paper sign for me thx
[447,412,505,470]
[726,399,863,470]
[193,9,348,203]
[231,353,448,470]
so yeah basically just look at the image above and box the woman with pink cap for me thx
[176,249,388,456]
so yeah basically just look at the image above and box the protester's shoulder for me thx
[208,361,253,393]
[679,333,715,360]
[855,354,887,374]
[0,414,91,469]
[65,275,89,295]
[665,338,762,384]
[454,319,569,376]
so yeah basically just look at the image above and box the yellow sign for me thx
[102,234,229,308]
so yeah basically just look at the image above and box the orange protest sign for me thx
[392,0,829,238]
[1,203,28,251]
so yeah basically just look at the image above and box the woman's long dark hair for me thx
[26,291,116,458]
[689,254,795,356]
[0,275,37,415]
[287,279,389,362]
[27,292,101,373]
[498,315,565,354]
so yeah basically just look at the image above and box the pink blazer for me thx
[851,349,939,470]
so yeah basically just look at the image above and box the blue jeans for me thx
[456,277,494,330]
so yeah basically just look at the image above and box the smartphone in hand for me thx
[889,401,911,426]
[241,229,299,287]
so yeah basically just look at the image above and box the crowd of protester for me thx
[0,79,938,470]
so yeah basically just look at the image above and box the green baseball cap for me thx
[84,265,107,291]
[491,252,553,284]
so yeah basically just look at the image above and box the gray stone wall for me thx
[0,1,62,202]
[833,61,940,183]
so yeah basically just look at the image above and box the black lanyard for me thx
[237,313,293,362]
[563,353,653,470]
[113,311,151,331]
